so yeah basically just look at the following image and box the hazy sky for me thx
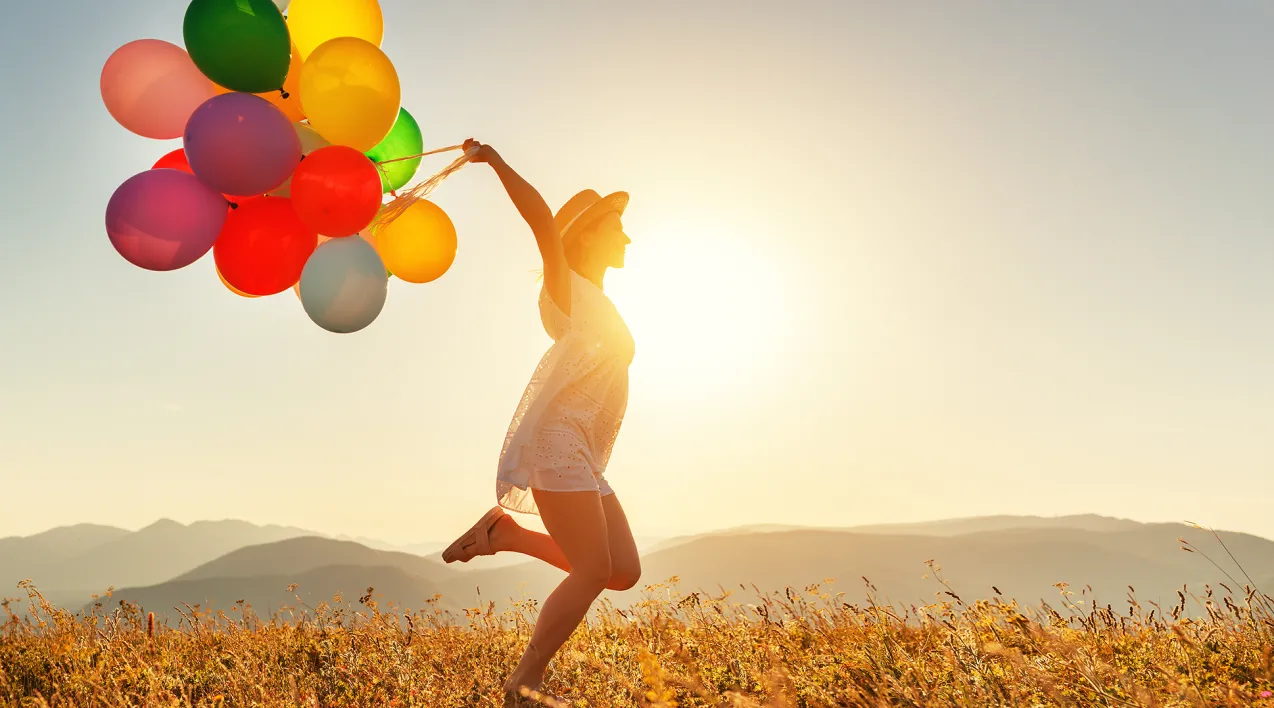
[2,1,1272,544]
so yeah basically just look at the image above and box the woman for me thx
[441,138,642,705]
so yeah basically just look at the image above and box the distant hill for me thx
[439,521,1274,615]
[87,518,1274,625]
[333,535,451,558]
[3,513,1260,624]
[646,514,1147,553]
[3,518,668,608]
[845,513,1147,537]
[17,523,132,556]
[174,536,447,584]
[0,522,131,601]
[1,519,319,607]
[99,564,458,625]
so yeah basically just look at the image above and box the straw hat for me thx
[554,189,629,248]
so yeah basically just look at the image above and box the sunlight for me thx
[607,216,787,402]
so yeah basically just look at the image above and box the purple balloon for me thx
[106,168,228,271]
[183,92,301,197]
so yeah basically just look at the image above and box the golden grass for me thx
[3,567,1274,708]
[5,527,1274,707]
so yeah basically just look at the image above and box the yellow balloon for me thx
[375,200,456,284]
[300,37,400,151]
[218,267,260,298]
[288,0,384,60]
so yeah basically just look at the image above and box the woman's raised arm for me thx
[464,139,571,316]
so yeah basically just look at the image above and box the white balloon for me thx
[275,0,291,12]
[299,237,388,333]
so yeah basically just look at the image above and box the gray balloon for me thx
[299,237,388,333]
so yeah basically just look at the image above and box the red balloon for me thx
[153,149,260,207]
[213,197,318,296]
[290,146,382,237]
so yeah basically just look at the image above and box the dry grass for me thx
[4,535,1274,706]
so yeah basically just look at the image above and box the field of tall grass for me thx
[4,541,1274,706]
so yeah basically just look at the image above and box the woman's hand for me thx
[463,138,502,166]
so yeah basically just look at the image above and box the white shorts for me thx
[525,424,615,496]
[497,421,618,515]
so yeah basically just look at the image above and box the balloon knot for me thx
[279,89,289,99]
[228,201,239,210]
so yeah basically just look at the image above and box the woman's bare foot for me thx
[502,685,565,707]
[488,514,520,552]
[502,642,548,702]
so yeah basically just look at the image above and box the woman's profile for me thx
[441,138,642,705]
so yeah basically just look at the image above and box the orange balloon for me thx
[213,43,304,122]
[218,266,260,298]
[375,199,456,284]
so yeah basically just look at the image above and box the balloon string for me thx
[372,145,480,228]
[372,144,467,203]
[375,144,466,166]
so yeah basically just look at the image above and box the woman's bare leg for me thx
[600,494,642,590]
[490,495,642,591]
[502,489,611,696]
[489,515,572,573]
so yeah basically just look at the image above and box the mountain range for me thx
[3,514,1268,624]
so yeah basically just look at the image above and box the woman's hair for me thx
[533,222,594,281]
[562,224,590,270]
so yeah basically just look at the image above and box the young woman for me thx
[441,139,642,705]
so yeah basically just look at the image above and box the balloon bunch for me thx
[101,0,462,333]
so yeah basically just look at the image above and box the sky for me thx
[1,1,1273,545]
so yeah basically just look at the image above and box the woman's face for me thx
[582,211,631,269]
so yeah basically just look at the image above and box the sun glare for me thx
[607,219,786,402]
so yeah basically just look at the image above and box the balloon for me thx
[183,0,290,93]
[365,107,424,193]
[153,149,260,206]
[292,226,380,298]
[153,148,195,172]
[106,169,228,271]
[274,0,291,10]
[290,146,382,236]
[100,40,215,140]
[184,93,300,197]
[375,199,456,284]
[218,266,260,298]
[287,0,383,60]
[300,37,400,152]
[298,237,388,333]
[268,123,331,197]
[212,42,305,122]
[213,197,318,296]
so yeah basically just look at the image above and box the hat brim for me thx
[561,191,629,242]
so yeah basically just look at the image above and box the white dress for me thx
[496,270,635,515]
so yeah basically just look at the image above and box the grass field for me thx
[4,560,1274,708]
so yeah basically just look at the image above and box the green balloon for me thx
[365,108,424,193]
[183,0,291,94]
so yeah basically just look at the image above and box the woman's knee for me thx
[571,553,613,590]
[607,560,642,591]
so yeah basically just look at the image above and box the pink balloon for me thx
[101,39,216,140]
[183,93,301,197]
[106,169,229,271]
